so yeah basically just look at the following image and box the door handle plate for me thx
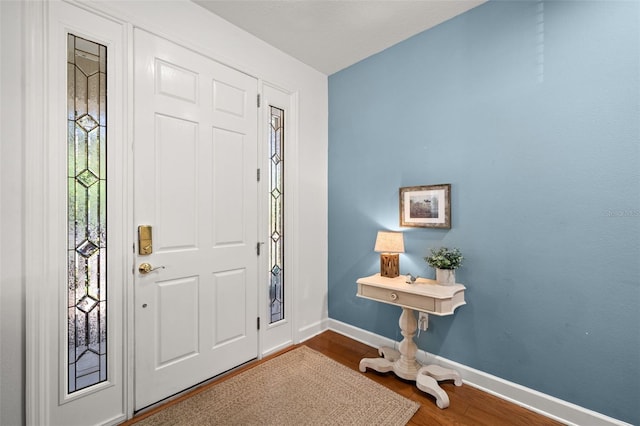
[138,225,153,255]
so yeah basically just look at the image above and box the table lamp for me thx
[374,231,404,278]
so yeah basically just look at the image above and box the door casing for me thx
[259,83,298,356]
[25,2,299,423]
[25,1,129,425]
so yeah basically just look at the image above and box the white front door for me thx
[133,29,259,410]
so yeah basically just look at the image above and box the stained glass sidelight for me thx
[67,34,107,393]
[269,107,284,323]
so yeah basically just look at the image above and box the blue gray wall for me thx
[328,1,639,424]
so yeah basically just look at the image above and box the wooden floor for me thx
[304,330,563,426]
[124,330,564,426]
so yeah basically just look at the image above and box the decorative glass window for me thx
[269,106,284,323]
[67,34,107,393]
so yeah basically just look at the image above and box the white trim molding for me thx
[24,1,51,424]
[297,318,330,344]
[259,84,300,358]
[25,2,129,423]
[327,319,632,426]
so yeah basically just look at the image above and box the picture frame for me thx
[399,184,451,228]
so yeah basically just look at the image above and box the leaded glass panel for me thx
[67,34,107,393]
[269,107,284,323]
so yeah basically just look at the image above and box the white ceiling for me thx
[193,1,486,75]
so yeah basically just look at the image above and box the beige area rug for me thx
[135,346,420,426]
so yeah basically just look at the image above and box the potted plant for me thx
[425,247,463,285]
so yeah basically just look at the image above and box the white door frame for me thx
[259,83,300,356]
[25,2,300,423]
[25,1,131,424]
[24,2,51,421]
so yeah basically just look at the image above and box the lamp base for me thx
[380,253,400,278]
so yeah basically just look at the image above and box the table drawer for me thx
[359,284,435,312]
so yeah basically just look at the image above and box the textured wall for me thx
[328,1,639,423]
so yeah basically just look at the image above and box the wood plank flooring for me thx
[304,330,563,426]
[123,330,564,426]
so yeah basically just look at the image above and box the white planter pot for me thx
[436,268,456,285]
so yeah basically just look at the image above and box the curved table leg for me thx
[358,308,463,409]
[420,364,463,386]
[359,356,394,373]
[416,372,450,409]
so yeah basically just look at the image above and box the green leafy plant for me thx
[425,247,463,270]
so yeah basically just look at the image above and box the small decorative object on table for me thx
[405,273,418,284]
[425,247,463,285]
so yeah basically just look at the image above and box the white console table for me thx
[356,273,466,409]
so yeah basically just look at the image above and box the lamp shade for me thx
[374,231,405,253]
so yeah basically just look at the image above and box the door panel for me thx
[156,277,199,366]
[213,128,246,243]
[134,29,258,410]
[155,115,198,250]
[213,270,247,344]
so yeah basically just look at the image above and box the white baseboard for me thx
[327,318,631,426]
[261,340,294,358]
[296,318,330,344]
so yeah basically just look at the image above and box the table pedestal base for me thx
[358,308,462,409]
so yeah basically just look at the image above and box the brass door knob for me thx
[138,263,165,274]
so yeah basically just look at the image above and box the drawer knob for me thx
[390,292,398,301]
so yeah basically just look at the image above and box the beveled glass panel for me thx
[75,52,100,78]
[99,180,107,244]
[269,106,284,324]
[67,63,75,120]
[74,124,88,175]
[75,67,88,118]
[75,36,100,56]
[87,250,100,297]
[87,73,100,122]
[67,34,107,394]
[87,179,100,241]
[87,127,100,177]
[99,45,106,74]
[99,72,106,125]
[74,182,88,246]
[67,178,76,248]
[67,123,76,175]
[74,252,88,299]
[99,126,107,178]
[67,34,75,63]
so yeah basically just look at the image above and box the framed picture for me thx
[399,184,451,228]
